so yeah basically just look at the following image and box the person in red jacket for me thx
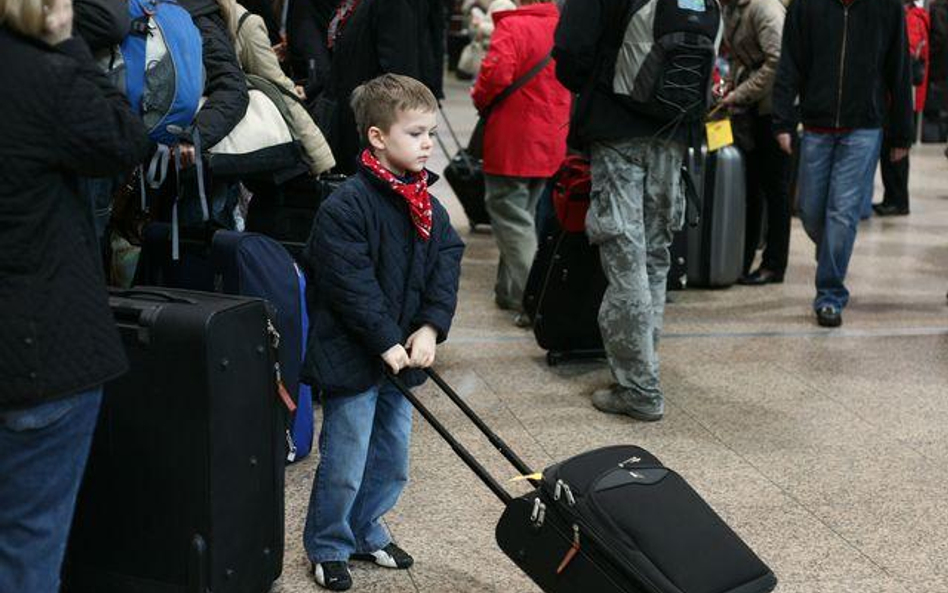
[471,0,570,326]
[875,0,930,216]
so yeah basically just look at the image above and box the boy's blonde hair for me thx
[0,0,50,39]
[350,74,438,144]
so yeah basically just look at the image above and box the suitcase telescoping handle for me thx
[385,368,540,506]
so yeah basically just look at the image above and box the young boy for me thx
[300,73,465,591]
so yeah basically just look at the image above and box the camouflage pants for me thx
[587,138,685,412]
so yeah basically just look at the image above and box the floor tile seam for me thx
[772,360,947,470]
[669,399,900,581]
[445,326,948,345]
[471,366,558,471]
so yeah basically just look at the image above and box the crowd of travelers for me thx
[1,0,946,589]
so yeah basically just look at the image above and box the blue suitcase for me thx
[136,224,315,462]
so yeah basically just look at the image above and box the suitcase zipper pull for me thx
[275,363,297,413]
[554,479,563,501]
[555,524,581,575]
[286,429,297,462]
[563,483,576,507]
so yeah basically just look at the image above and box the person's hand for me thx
[294,85,307,100]
[405,325,438,368]
[890,147,909,162]
[41,0,73,46]
[776,133,793,155]
[720,92,740,108]
[381,344,411,374]
[272,40,287,62]
[178,143,196,168]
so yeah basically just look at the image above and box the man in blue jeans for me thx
[773,0,914,327]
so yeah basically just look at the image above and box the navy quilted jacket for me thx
[300,164,464,396]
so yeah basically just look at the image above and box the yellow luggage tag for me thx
[705,103,734,152]
[509,472,543,483]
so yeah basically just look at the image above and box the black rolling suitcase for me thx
[389,370,778,593]
[64,288,288,593]
[522,157,606,366]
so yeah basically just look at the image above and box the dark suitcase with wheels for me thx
[388,370,778,593]
[523,157,605,365]
[64,288,287,593]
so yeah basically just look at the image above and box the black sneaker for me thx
[816,306,842,328]
[311,561,352,591]
[351,542,414,569]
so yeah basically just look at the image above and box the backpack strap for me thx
[480,52,553,117]
[237,10,252,36]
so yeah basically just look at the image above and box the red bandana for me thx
[360,149,432,240]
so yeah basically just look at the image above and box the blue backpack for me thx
[120,0,204,146]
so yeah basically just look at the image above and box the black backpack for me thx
[611,0,722,123]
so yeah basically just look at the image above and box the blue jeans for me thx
[303,381,412,563]
[797,129,882,311]
[0,389,103,593]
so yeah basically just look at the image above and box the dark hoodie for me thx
[179,0,249,147]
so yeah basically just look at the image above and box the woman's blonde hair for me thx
[0,0,51,39]
[214,0,239,42]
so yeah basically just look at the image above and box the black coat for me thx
[300,165,464,396]
[553,0,689,148]
[772,0,913,147]
[0,30,150,410]
[320,0,445,174]
[180,0,250,147]
[74,0,130,51]
[286,0,336,95]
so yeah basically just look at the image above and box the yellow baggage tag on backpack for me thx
[706,118,734,152]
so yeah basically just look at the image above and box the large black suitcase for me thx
[64,288,287,593]
[388,370,778,593]
[525,220,607,366]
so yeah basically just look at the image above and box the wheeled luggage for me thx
[388,370,778,593]
[667,230,688,290]
[522,157,606,366]
[136,225,314,461]
[64,288,287,593]
[685,145,746,288]
[436,108,490,230]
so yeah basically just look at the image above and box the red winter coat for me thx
[906,5,931,113]
[471,3,571,178]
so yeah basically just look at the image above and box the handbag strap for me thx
[480,51,553,117]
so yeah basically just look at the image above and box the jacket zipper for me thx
[835,5,850,128]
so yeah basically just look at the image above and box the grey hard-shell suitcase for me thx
[685,145,746,288]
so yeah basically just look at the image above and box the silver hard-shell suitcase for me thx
[686,145,746,288]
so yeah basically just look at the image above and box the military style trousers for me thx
[587,138,685,413]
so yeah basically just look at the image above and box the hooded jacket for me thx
[772,0,914,146]
[472,3,571,177]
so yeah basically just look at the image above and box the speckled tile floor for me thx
[272,77,948,593]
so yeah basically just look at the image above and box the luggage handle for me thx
[109,288,198,305]
[385,368,540,506]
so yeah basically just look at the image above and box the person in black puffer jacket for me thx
[0,0,150,589]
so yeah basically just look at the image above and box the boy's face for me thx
[368,109,437,176]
